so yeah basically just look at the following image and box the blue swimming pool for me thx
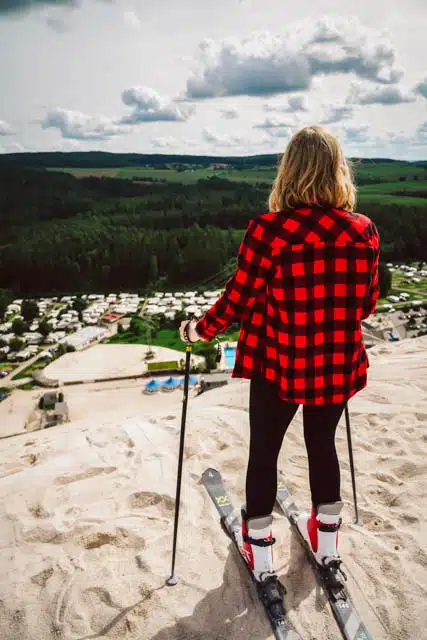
[224,346,237,369]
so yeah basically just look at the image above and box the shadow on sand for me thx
[280,518,328,615]
[75,514,328,640]
[150,519,328,640]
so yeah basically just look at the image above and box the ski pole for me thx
[344,402,359,524]
[166,320,193,586]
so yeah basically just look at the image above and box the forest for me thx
[0,153,426,300]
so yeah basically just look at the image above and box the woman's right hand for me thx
[179,320,200,343]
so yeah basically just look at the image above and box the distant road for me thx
[1,350,49,388]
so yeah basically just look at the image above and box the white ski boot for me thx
[296,502,343,569]
[239,507,276,582]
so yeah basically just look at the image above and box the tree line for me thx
[0,166,424,300]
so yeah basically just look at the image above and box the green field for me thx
[352,161,427,181]
[360,180,427,194]
[49,162,427,209]
[108,327,240,352]
[50,161,427,186]
[11,358,47,381]
[50,166,277,184]
[357,179,427,206]
[17,381,39,391]
[357,193,427,206]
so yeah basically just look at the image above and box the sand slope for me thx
[0,337,426,639]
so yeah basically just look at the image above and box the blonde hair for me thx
[268,125,356,212]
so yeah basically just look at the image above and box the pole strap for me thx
[183,321,194,345]
[183,320,222,364]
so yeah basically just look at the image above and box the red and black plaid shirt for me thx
[196,206,380,405]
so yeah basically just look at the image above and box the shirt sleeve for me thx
[195,218,273,341]
[361,224,380,320]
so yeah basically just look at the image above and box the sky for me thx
[1,0,427,159]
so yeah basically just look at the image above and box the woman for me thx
[179,125,380,583]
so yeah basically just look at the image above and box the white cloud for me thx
[150,136,180,148]
[45,15,68,32]
[0,0,62,14]
[9,141,25,151]
[0,120,14,135]
[343,124,371,144]
[220,108,239,119]
[320,105,355,125]
[123,10,140,29]
[414,78,427,99]
[56,139,82,151]
[186,17,403,99]
[253,117,295,138]
[287,95,309,112]
[347,83,415,105]
[41,107,129,141]
[254,117,295,128]
[264,95,309,113]
[321,105,354,124]
[0,141,25,153]
[40,88,195,143]
[151,136,199,150]
[344,123,427,154]
[3,4,426,160]
[202,127,242,146]
[415,121,427,145]
[120,87,194,124]
[384,132,415,147]
[0,0,96,16]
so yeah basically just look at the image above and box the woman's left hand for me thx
[179,320,201,344]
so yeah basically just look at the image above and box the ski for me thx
[202,468,301,640]
[276,477,373,640]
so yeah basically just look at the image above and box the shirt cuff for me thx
[195,318,214,342]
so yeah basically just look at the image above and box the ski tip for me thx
[202,468,222,487]
[202,467,219,479]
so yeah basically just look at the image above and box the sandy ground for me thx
[0,388,43,438]
[43,344,205,383]
[0,337,426,639]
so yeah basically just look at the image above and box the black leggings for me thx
[245,377,346,520]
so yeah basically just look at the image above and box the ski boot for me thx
[296,502,347,584]
[240,507,276,582]
[239,507,286,615]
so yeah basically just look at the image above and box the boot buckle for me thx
[243,533,276,547]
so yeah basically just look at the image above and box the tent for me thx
[144,379,162,394]
[178,375,198,387]
[161,377,180,392]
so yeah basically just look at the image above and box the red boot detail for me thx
[307,506,319,553]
